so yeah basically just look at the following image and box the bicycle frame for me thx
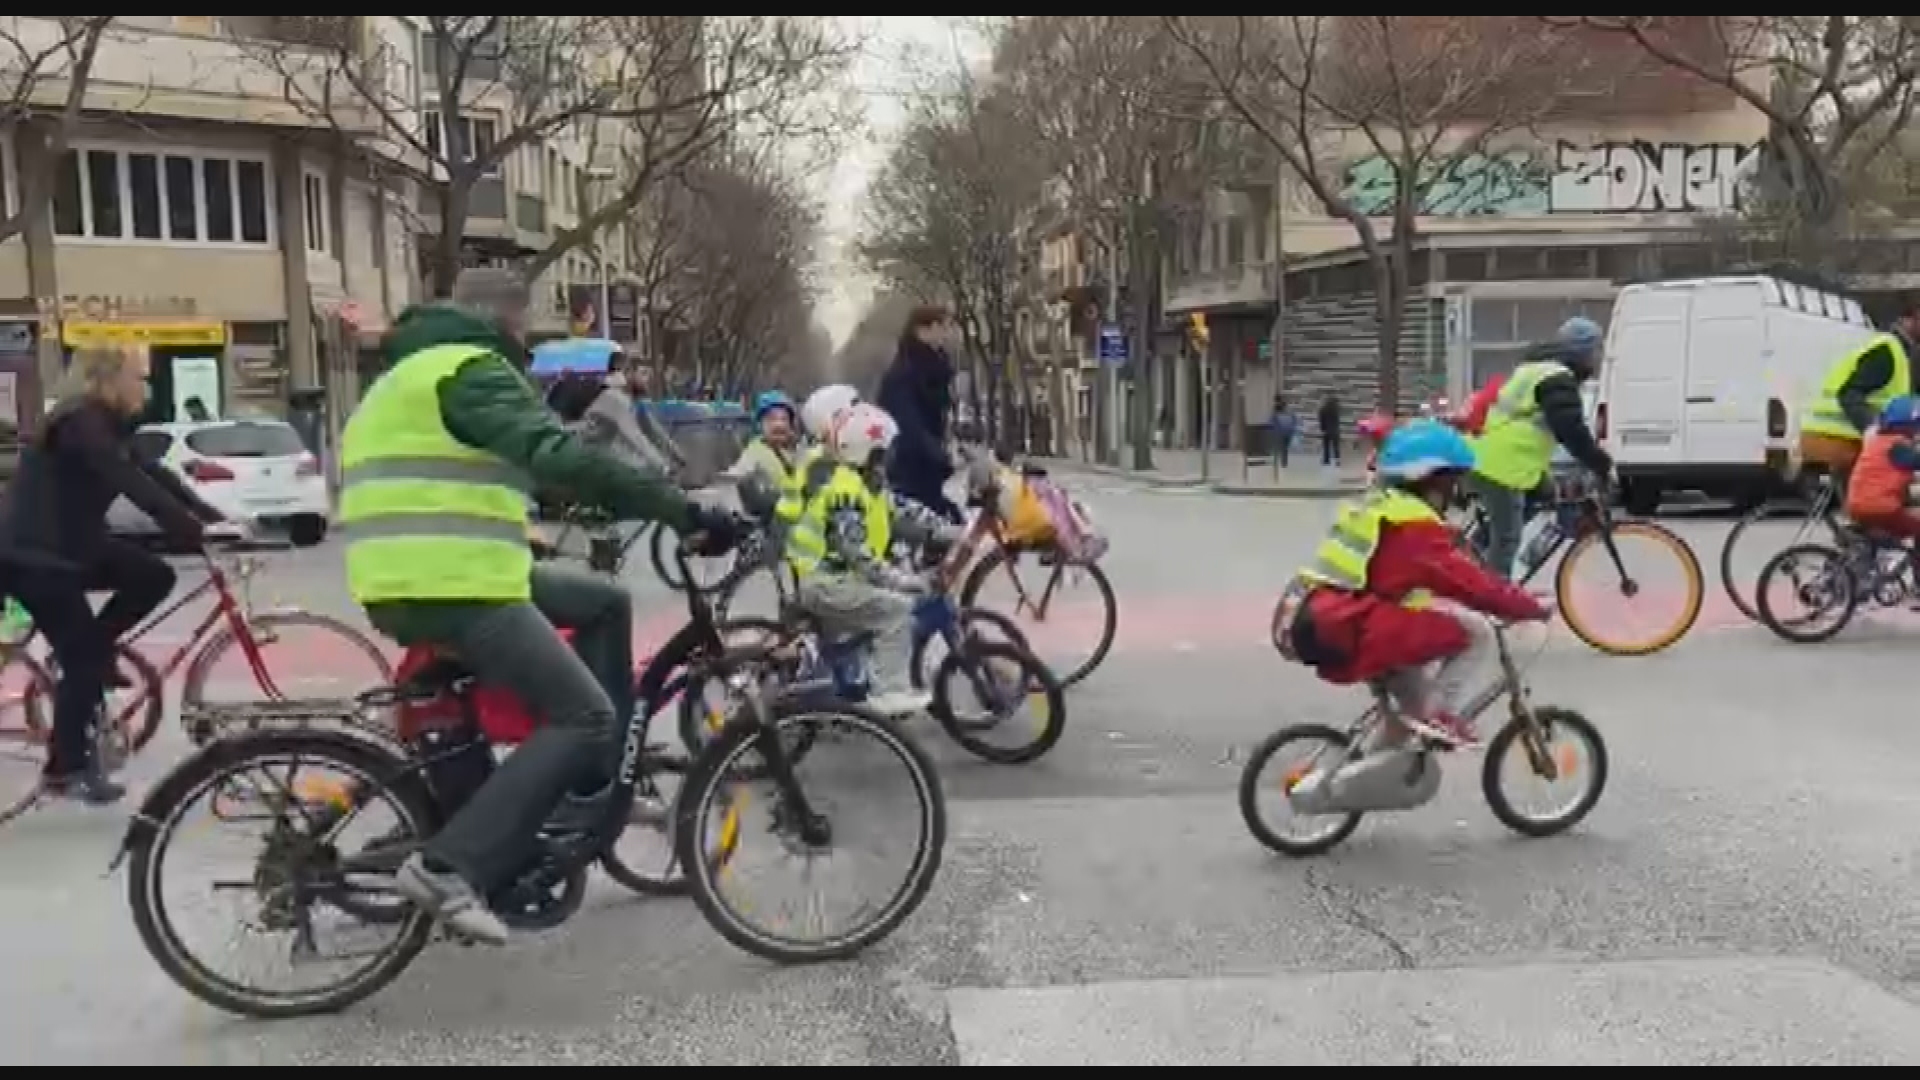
[1349,620,1563,778]
[333,544,822,878]
[138,554,293,698]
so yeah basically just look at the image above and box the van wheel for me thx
[1621,480,1662,517]
[288,515,328,547]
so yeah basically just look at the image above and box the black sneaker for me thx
[43,769,126,806]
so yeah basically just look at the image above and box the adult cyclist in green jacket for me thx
[339,267,740,946]
[1465,316,1614,580]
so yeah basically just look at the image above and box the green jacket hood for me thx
[381,304,521,367]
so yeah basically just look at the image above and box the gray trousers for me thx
[372,564,633,892]
[797,574,916,694]
[1466,473,1529,581]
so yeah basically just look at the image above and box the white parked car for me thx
[108,419,331,547]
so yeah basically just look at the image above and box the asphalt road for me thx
[7,482,1920,1064]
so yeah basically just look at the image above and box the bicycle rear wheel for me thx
[959,549,1116,688]
[180,611,394,732]
[1719,499,1846,624]
[1555,520,1703,656]
[675,701,945,964]
[124,729,437,1018]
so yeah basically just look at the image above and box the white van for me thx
[1597,275,1877,514]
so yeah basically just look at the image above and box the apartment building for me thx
[1,15,657,454]
[0,15,425,438]
[1156,19,1816,450]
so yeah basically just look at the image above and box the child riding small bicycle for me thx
[1844,395,1920,543]
[1276,420,1550,748]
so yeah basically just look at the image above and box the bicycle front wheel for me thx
[959,549,1116,688]
[181,612,394,729]
[0,653,53,827]
[675,702,945,964]
[1719,500,1846,624]
[1555,520,1703,656]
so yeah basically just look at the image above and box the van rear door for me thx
[1681,281,1767,466]
[1605,286,1690,465]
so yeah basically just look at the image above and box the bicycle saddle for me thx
[397,652,477,699]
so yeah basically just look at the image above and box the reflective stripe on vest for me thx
[1296,488,1439,609]
[1471,360,1570,491]
[340,343,534,604]
[784,464,892,577]
[1803,333,1912,441]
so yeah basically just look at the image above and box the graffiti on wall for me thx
[1549,141,1757,214]
[1341,153,1549,217]
[1339,140,1760,217]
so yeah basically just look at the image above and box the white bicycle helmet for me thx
[801,384,861,440]
[828,403,899,467]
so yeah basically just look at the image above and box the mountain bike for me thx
[1457,470,1702,656]
[0,538,392,825]
[115,543,947,1019]
[1719,473,1848,624]
[1242,610,1607,857]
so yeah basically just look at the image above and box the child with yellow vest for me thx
[778,402,956,716]
[1278,421,1548,748]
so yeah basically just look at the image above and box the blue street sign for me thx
[1097,323,1128,365]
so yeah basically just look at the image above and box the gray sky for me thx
[816,17,987,348]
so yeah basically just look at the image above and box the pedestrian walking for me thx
[1270,395,1298,468]
[1318,392,1343,467]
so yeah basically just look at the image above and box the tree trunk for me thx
[1127,219,1157,472]
[429,180,472,299]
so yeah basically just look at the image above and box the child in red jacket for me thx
[1282,420,1548,747]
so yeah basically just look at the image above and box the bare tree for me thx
[0,16,114,243]
[1567,17,1920,273]
[255,16,853,296]
[1167,16,1588,409]
[645,157,818,396]
[995,16,1219,468]
[861,81,1048,452]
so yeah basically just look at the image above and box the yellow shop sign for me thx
[62,321,228,348]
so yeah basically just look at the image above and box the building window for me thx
[303,169,330,254]
[50,145,272,246]
[424,113,500,176]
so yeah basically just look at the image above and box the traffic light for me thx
[1188,312,1210,348]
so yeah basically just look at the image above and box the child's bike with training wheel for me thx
[1241,604,1607,857]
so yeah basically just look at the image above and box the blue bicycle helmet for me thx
[1880,394,1920,432]
[754,390,796,425]
[1376,418,1476,482]
[1556,315,1604,375]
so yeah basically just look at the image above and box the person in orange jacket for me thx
[1844,395,1920,541]
[1282,420,1549,747]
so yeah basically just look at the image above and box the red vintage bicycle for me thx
[0,543,392,824]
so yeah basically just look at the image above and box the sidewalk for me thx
[1036,447,1369,499]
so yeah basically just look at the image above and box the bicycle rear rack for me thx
[180,698,395,746]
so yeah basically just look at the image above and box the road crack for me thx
[1303,864,1418,970]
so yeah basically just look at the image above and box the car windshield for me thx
[183,422,306,459]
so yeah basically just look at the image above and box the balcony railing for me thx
[223,15,360,51]
[1164,261,1276,314]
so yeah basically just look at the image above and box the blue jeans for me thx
[1467,474,1528,581]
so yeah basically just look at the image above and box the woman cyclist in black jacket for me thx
[0,344,223,803]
